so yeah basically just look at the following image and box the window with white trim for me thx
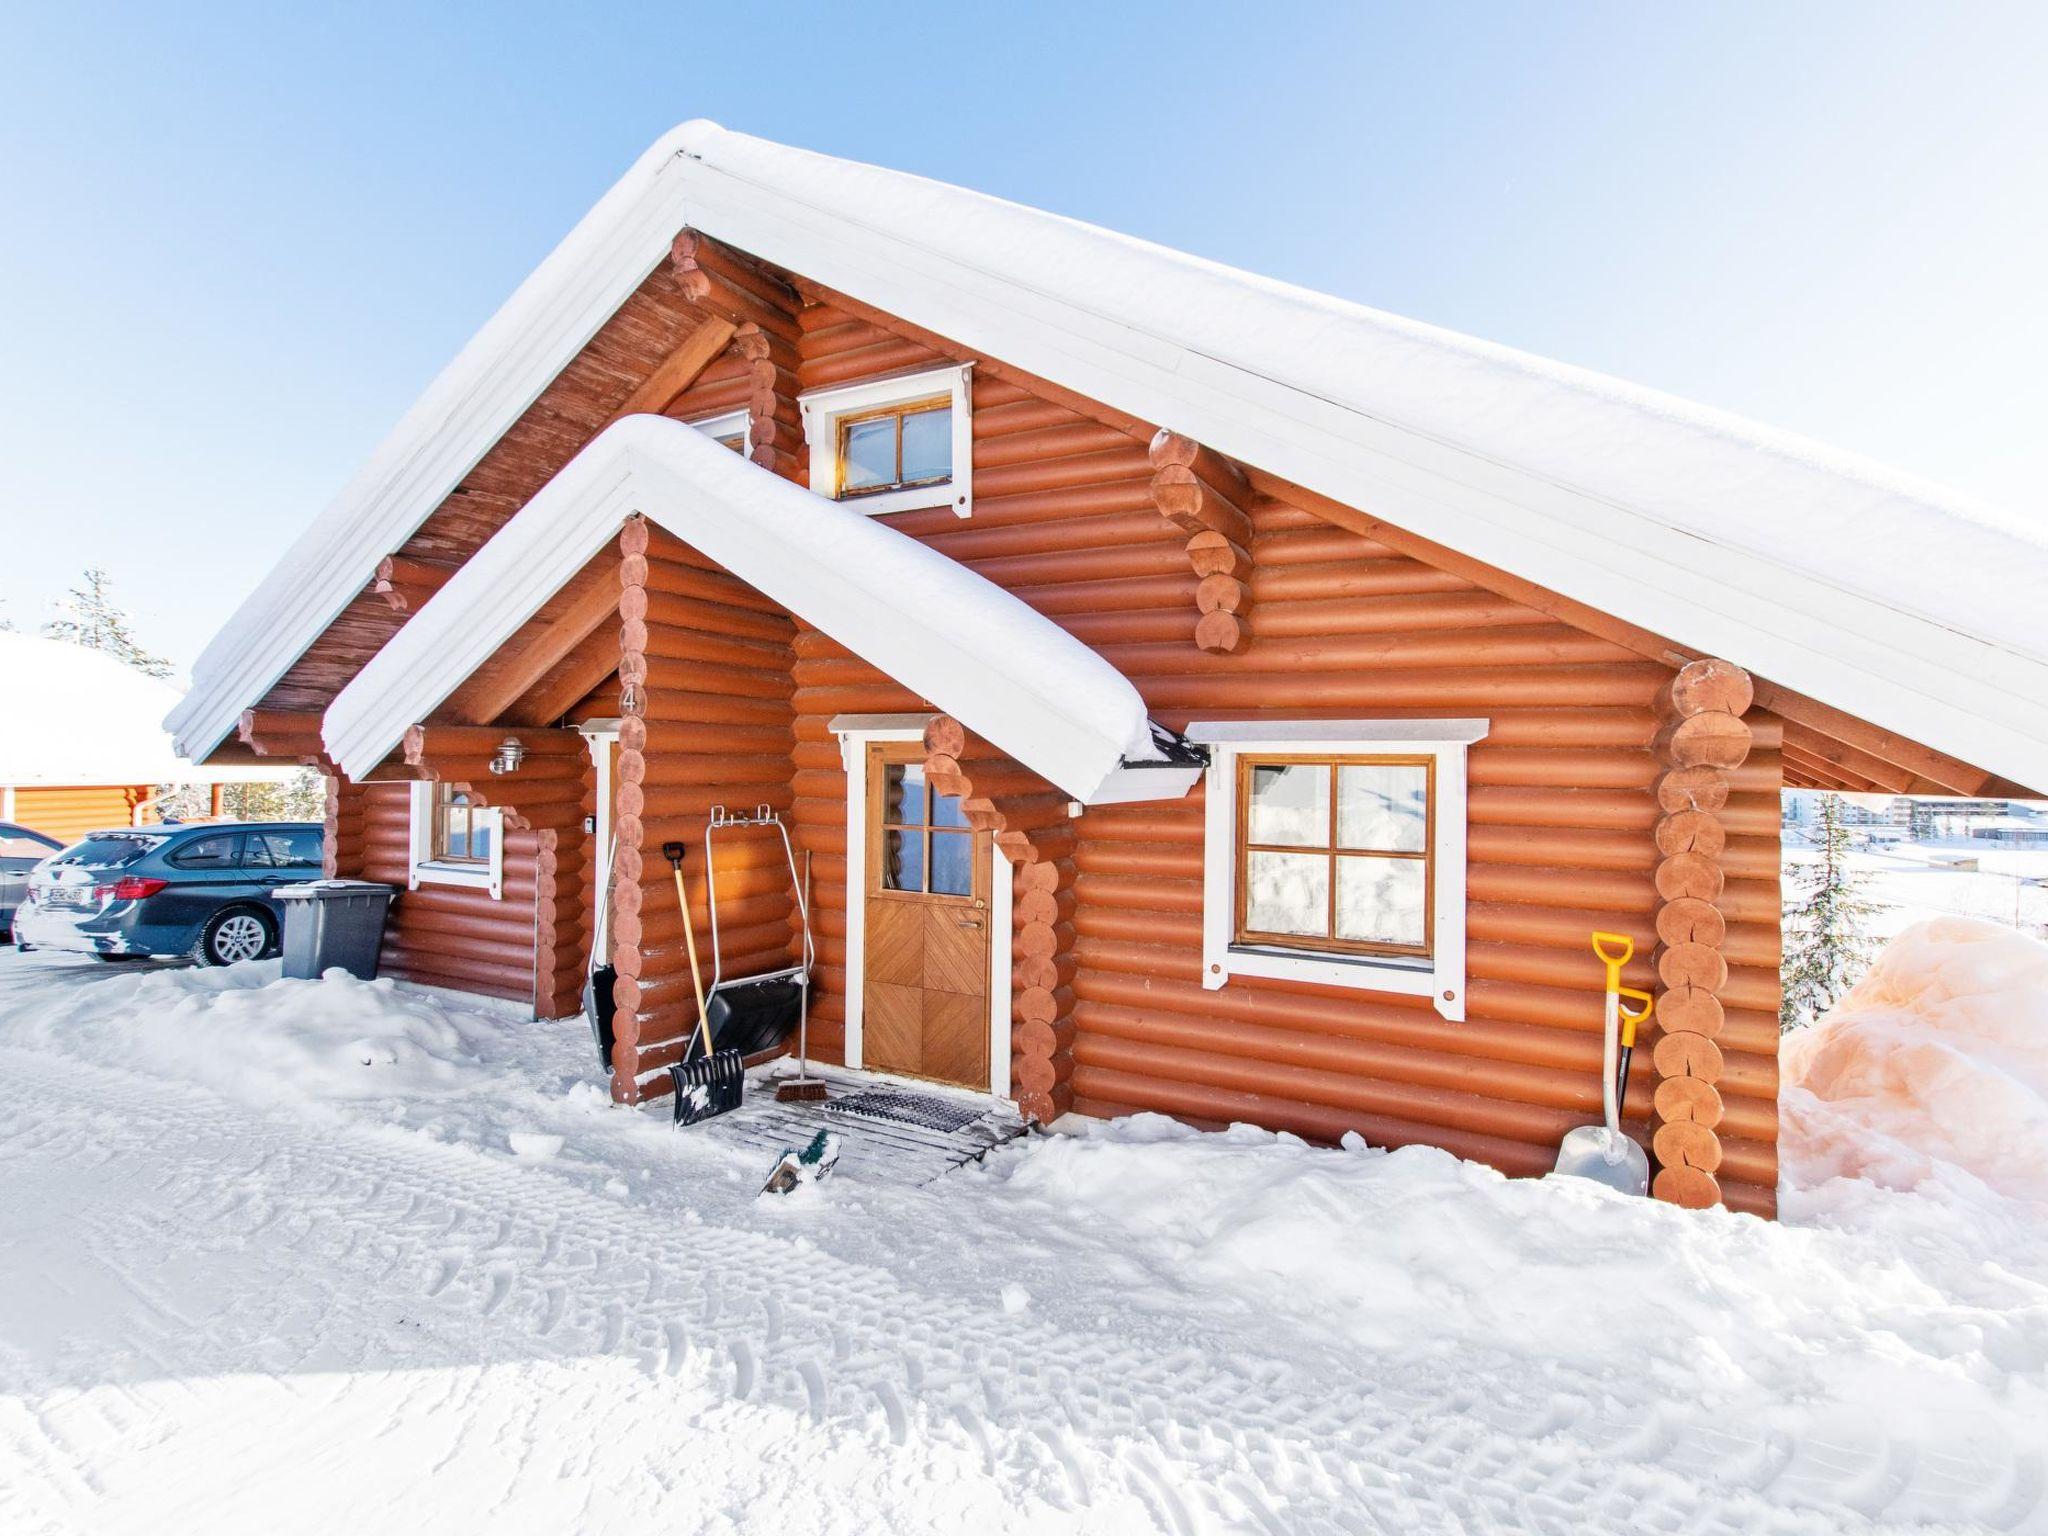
[689,408,749,455]
[408,781,504,899]
[1190,720,1487,1020]
[800,363,974,518]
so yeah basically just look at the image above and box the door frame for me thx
[576,719,621,969]
[833,714,1013,1102]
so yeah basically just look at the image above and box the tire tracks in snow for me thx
[0,1044,2033,1535]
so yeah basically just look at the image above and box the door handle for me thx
[957,917,983,929]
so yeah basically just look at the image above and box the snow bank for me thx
[1783,916,2048,1199]
[0,959,493,1115]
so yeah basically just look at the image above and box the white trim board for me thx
[800,362,974,519]
[834,716,1014,1104]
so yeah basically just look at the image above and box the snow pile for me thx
[0,959,493,1116]
[996,1114,2048,1452]
[1783,916,2048,1199]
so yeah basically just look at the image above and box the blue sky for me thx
[4,1,2045,676]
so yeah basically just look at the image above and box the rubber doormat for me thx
[827,1086,989,1134]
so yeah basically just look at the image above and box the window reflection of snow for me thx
[1246,849,1328,936]
[1247,764,1327,846]
[1337,764,1427,852]
[1337,856,1426,946]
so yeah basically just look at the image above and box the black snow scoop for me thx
[583,834,618,1073]
[664,840,744,1128]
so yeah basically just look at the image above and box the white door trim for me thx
[832,715,1012,1103]
[576,720,621,963]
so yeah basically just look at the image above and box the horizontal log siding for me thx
[325,768,594,1017]
[9,785,148,844]
[609,288,1787,1201]
[608,519,800,1099]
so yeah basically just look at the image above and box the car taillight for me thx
[107,877,168,900]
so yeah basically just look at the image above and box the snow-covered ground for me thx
[1786,831,2048,940]
[3,935,2047,1534]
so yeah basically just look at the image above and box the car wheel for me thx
[197,906,276,967]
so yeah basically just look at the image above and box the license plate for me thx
[41,887,87,909]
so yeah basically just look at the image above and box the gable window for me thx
[1190,720,1488,1020]
[690,408,749,455]
[408,781,504,898]
[800,362,974,518]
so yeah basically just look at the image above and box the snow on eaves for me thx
[177,121,2048,791]
[322,417,1196,806]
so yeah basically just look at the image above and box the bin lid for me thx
[273,879,399,900]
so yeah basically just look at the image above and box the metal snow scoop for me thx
[1553,931,1654,1196]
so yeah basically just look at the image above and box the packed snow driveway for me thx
[1,945,2044,1534]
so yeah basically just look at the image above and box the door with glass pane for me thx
[861,741,990,1087]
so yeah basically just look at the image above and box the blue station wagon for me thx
[11,822,325,965]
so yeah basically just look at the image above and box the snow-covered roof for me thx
[323,416,1201,805]
[172,122,2048,791]
[1,633,295,788]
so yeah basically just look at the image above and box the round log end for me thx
[1665,657,1753,721]
[923,715,967,758]
[1654,766,1730,814]
[1654,809,1727,860]
[1660,712,1753,771]
[1653,850,1725,903]
[1652,1119,1724,1173]
[1652,1028,1725,1083]
[1653,1165,1722,1209]
[1652,1074,1725,1128]
[1656,985,1725,1038]
[1194,609,1248,654]
[1657,941,1730,994]
[1017,1089,1058,1125]
[1654,896,1727,949]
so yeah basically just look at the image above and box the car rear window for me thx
[49,833,168,869]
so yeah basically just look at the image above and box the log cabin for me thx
[168,123,2048,1218]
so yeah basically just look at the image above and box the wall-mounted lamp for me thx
[488,737,526,775]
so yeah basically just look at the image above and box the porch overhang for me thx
[322,415,1202,805]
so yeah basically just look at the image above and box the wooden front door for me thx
[861,741,991,1087]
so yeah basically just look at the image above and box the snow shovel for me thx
[663,841,745,1128]
[1552,931,1652,1195]
[761,1128,842,1196]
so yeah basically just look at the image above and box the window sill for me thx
[1208,942,1453,1008]
[832,481,964,519]
[413,861,497,893]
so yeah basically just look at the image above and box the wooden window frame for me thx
[866,743,977,905]
[406,781,503,899]
[833,395,954,502]
[1189,719,1488,1022]
[687,407,750,455]
[1233,753,1435,959]
[800,362,975,519]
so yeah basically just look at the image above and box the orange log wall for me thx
[584,278,1786,1208]
[10,785,151,843]
[326,772,594,1017]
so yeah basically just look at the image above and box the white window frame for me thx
[408,781,504,899]
[689,407,750,455]
[1187,719,1489,1022]
[800,363,974,519]
[829,713,1013,1102]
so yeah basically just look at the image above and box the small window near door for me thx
[877,759,973,897]
[432,786,492,865]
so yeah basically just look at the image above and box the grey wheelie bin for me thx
[275,880,397,980]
